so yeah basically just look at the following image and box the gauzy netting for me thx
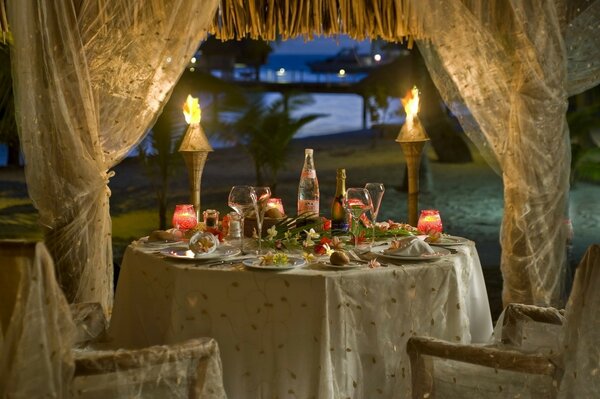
[414,0,600,307]
[7,0,218,312]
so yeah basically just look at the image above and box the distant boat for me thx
[306,47,395,74]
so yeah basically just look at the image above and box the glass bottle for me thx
[297,148,320,219]
[331,168,348,234]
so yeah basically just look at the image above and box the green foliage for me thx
[568,102,600,183]
[220,93,325,190]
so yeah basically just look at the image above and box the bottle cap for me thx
[305,148,313,155]
[336,168,346,178]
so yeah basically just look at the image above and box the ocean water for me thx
[224,53,403,139]
[0,53,403,163]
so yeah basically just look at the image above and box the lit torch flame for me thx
[401,86,420,131]
[183,95,201,125]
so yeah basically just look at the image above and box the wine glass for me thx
[253,186,271,254]
[228,186,257,254]
[365,183,385,245]
[343,188,373,248]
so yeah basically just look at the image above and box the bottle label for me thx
[301,170,316,179]
[331,220,349,232]
[298,200,319,214]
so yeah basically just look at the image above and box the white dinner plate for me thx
[320,261,364,269]
[243,257,306,271]
[370,246,451,261]
[161,245,240,260]
[139,236,182,249]
[427,235,468,247]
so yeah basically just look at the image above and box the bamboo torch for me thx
[179,95,213,221]
[396,86,429,227]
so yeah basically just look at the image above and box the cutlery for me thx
[198,257,254,267]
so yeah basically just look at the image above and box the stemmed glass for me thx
[365,183,385,245]
[228,186,257,254]
[253,186,271,254]
[343,188,374,248]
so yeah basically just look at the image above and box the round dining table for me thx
[109,239,492,398]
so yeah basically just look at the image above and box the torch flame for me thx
[402,86,420,130]
[183,95,201,125]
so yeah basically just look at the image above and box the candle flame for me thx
[402,86,420,130]
[183,95,201,124]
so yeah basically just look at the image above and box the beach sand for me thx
[1,128,599,319]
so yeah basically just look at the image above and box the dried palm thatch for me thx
[0,0,416,44]
[209,0,424,45]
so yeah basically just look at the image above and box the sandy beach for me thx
[1,127,599,319]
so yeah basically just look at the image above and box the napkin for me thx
[384,236,435,256]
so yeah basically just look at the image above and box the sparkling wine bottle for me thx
[297,149,320,219]
[331,168,348,234]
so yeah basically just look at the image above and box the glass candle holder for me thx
[172,204,198,231]
[417,210,443,234]
[266,198,285,215]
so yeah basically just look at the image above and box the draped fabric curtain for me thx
[8,0,218,312]
[415,0,600,306]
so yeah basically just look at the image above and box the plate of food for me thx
[371,237,451,261]
[321,261,364,269]
[320,251,364,269]
[242,252,306,271]
[161,245,240,261]
[425,235,469,246]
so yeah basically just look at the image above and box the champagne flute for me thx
[365,183,385,245]
[253,186,271,254]
[228,186,257,255]
[343,188,374,248]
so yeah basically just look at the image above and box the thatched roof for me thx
[1,0,418,45]
[209,0,419,44]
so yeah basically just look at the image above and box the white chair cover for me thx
[0,240,227,398]
[408,244,600,398]
[0,240,75,399]
[558,244,600,397]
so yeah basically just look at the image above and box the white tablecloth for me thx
[109,241,492,398]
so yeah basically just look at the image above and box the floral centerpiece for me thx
[185,212,434,260]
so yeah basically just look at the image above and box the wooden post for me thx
[400,141,425,226]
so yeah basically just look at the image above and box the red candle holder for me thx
[417,209,442,234]
[172,204,198,231]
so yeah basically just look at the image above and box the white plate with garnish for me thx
[161,245,240,260]
[243,257,306,271]
[426,235,469,246]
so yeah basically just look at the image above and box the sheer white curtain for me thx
[414,0,600,306]
[8,0,218,312]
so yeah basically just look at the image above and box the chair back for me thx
[0,240,76,398]
[559,244,600,397]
